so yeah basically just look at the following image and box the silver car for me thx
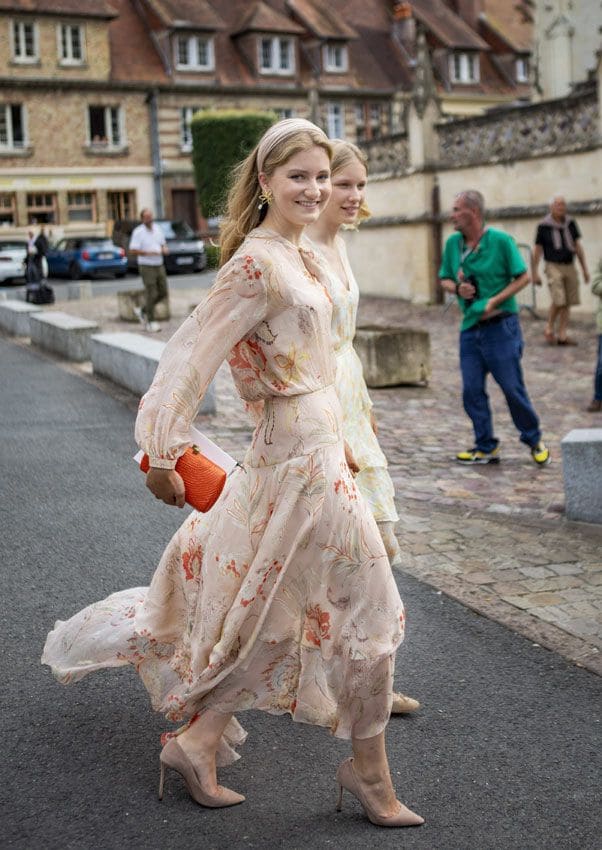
[0,239,27,284]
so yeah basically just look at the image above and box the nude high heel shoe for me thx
[158,738,245,808]
[335,758,424,828]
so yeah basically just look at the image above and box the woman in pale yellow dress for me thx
[42,120,423,828]
[307,140,419,716]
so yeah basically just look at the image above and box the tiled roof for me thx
[144,0,226,30]
[286,0,358,41]
[233,1,305,36]
[109,0,169,83]
[0,0,117,17]
[411,0,489,50]
[480,0,533,53]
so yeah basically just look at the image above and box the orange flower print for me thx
[242,255,263,281]
[182,541,203,582]
[304,604,331,647]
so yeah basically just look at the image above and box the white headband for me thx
[256,118,328,173]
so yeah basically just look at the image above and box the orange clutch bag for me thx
[139,444,227,512]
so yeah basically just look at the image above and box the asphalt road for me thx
[1,337,600,850]
[0,269,217,301]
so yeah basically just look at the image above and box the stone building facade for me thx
[0,0,535,239]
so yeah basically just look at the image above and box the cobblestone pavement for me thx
[35,282,602,675]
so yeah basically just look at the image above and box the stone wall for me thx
[437,87,599,169]
[348,77,602,312]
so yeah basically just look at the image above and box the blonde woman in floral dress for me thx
[42,120,423,828]
[307,141,419,716]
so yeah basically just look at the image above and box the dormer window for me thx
[175,34,214,71]
[58,23,85,65]
[450,52,479,84]
[259,36,293,75]
[516,56,529,83]
[323,43,348,73]
[11,20,38,63]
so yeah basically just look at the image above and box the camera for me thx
[463,274,479,304]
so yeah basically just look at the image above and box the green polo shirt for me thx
[439,227,527,331]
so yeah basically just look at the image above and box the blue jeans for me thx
[595,335,602,401]
[460,314,541,452]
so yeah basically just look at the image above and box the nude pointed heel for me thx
[335,758,424,828]
[158,738,245,808]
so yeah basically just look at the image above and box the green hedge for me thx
[204,243,221,269]
[191,109,277,219]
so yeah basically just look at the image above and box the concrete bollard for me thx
[0,299,43,335]
[353,325,431,387]
[29,311,99,362]
[561,429,602,524]
[117,290,170,322]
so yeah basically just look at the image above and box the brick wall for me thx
[0,17,111,81]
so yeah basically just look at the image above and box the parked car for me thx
[0,239,27,284]
[46,237,127,279]
[112,219,207,274]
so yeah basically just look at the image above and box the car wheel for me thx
[69,262,82,280]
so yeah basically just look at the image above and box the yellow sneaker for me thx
[531,441,550,466]
[456,446,500,464]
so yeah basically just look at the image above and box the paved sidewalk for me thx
[14,280,602,674]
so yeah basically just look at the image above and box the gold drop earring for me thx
[258,187,273,210]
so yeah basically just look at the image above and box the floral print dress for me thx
[42,229,405,759]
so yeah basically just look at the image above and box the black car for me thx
[112,219,207,274]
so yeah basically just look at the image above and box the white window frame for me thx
[180,106,201,152]
[57,22,85,66]
[0,103,28,150]
[450,52,480,84]
[87,105,125,150]
[326,102,344,139]
[11,20,39,63]
[323,42,348,73]
[258,36,294,75]
[67,191,97,223]
[516,56,529,83]
[174,34,214,71]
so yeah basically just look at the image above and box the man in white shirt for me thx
[129,209,169,332]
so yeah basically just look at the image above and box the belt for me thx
[477,311,513,327]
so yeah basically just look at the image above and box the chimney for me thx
[392,1,416,54]
[455,0,483,30]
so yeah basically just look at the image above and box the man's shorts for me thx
[545,261,580,307]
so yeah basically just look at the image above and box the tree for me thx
[191,109,277,220]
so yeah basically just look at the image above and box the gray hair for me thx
[549,193,566,206]
[456,190,485,218]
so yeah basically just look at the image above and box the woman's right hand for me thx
[146,467,186,508]
[344,441,360,476]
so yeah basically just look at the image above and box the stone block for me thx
[353,326,431,387]
[117,290,170,322]
[0,299,43,336]
[561,429,602,524]
[90,332,216,414]
[68,281,93,300]
[29,311,99,361]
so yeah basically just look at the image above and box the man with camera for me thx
[439,190,550,466]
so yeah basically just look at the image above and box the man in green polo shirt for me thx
[439,190,550,466]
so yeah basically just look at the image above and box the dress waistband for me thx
[248,384,342,468]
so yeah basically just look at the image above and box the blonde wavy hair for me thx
[219,125,333,265]
[330,139,371,226]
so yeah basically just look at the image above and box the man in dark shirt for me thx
[531,195,590,345]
